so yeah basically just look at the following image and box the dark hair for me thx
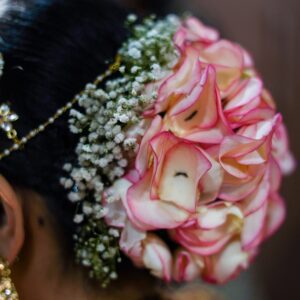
[0,0,129,261]
[0,3,219,299]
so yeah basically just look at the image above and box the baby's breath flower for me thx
[128,48,141,59]
[74,214,84,224]
[61,14,181,286]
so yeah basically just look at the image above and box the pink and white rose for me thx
[101,15,294,285]
[124,130,212,230]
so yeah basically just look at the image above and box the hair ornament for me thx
[0,14,295,287]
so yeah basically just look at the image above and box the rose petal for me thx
[261,89,276,109]
[228,107,275,129]
[125,169,140,184]
[165,65,232,143]
[173,250,204,282]
[199,149,224,203]
[168,65,219,129]
[241,176,270,216]
[143,234,172,281]
[226,94,261,119]
[185,17,220,43]
[241,48,254,68]
[197,203,243,230]
[150,132,181,194]
[204,241,250,284]
[174,225,233,256]
[135,116,163,175]
[238,114,282,140]
[242,201,267,250]
[272,123,296,175]
[120,220,146,266]
[150,46,202,115]
[220,135,269,180]
[224,77,262,112]
[268,157,282,192]
[158,142,211,212]
[219,170,264,202]
[199,40,244,91]
[127,170,190,230]
[265,193,286,238]
[174,27,188,52]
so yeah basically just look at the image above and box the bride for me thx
[0,0,294,300]
[0,1,217,299]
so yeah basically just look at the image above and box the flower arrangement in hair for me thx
[61,14,295,286]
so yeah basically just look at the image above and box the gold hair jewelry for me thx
[0,55,121,161]
[0,104,20,144]
[0,258,19,300]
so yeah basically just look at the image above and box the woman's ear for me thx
[0,175,24,263]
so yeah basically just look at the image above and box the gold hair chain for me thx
[0,55,121,160]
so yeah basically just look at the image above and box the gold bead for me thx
[0,258,19,300]
[109,55,122,72]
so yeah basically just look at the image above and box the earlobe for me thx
[0,175,24,263]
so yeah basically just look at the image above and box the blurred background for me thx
[121,1,300,299]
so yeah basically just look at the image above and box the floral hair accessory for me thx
[0,14,295,287]
[60,14,295,286]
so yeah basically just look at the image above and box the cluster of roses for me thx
[103,17,295,283]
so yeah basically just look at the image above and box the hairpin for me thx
[0,103,19,143]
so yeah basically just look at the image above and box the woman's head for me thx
[0,0,128,254]
[0,1,293,299]
[0,2,214,299]
[0,0,158,299]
